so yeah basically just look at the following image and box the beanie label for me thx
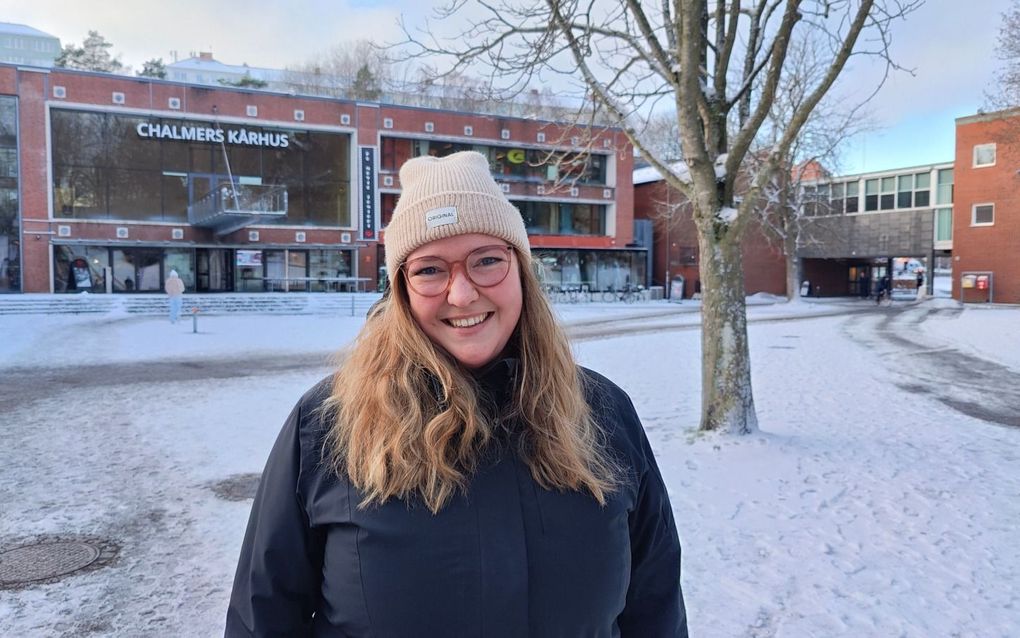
[425,206,458,229]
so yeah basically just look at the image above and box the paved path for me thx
[845,305,1020,428]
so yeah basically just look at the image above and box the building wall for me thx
[954,111,1020,304]
[0,64,632,294]
[632,180,786,297]
[799,209,934,259]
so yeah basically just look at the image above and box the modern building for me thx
[632,158,956,300]
[0,63,638,295]
[797,161,954,297]
[0,23,60,68]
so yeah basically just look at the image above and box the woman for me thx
[226,151,687,637]
[164,269,185,324]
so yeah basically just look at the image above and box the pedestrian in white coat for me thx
[164,270,185,323]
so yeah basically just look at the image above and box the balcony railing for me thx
[188,183,288,236]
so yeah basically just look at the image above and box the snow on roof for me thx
[167,56,287,82]
[633,160,690,185]
[0,22,59,39]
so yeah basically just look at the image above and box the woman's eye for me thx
[412,265,445,278]
[474,255,506,268]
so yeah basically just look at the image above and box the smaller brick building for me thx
[953,110,1020,304]
[632,164,787,298]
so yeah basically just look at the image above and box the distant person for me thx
[164,270,185,323]
[916,270,925,299]
[875,275,890,304]
[226,151,687,636]
[858,270,869,298]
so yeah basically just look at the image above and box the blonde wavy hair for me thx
[323,252,618,514]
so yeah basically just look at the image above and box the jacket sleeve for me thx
[617,410,688,637]
[225,400,325,637]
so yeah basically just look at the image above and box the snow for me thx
[2,296,1019,636]
[716,206,739,223]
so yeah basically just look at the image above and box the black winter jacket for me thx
[226,361,687,637]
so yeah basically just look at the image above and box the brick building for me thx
[632,163,787,298]
[952,109,1020,303]
[0,64,640,295]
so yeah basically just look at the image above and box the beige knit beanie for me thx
[384,151,531,284]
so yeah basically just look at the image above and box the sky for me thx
[0,0,1013,175]
[2,293,1019,635]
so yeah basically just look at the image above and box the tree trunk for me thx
[785,232,801,301]
[696,223,759,434]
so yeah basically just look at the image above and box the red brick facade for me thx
[0,64,632,294]
[953,111,1020,304]
[633,179,787,297]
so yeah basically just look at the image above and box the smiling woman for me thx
[226,151,688,637]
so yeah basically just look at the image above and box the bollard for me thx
[191,306,199,333]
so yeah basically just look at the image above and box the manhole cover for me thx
[0,536,117,588]
[208,472,262,501]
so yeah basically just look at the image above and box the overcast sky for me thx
[0,0,1011,174]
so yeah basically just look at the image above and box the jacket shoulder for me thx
[577,367,650,460]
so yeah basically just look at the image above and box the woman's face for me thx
[404,233,523,369]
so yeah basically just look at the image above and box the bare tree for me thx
[988,0,1020,109]
[754,34,877,301]
[284,40,396,99]
[403,0,919,434]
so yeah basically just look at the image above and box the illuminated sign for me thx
[135,122,289,148]
[507,148,526,164]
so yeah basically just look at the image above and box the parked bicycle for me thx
[602,284,643,303]
[542,283,592,304]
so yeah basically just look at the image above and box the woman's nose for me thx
[446,266,479,306]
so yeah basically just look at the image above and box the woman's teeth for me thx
[448,313,488,328]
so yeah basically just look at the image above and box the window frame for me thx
[973,143,996,168]
[971,202,994,227]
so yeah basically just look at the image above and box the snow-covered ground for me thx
[1,297,1018,636]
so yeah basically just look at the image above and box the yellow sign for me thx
[507,149,526,164]
[961,275,976,289]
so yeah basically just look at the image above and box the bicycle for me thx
[875,288,893,307]
[602,284,643,303]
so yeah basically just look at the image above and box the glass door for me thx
[196,248,233,292]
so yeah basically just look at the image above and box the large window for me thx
[935,208,953,242]
[51,109,352,226]
[411,139,609,185]
[864,179,878,211]
[0,96,19,293]
[936,168,954,205]
[517,200,607,235]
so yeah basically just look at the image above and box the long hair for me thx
[323,252,618,514]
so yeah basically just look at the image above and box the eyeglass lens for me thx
[404,245,512,296]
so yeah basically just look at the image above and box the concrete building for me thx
[0,63,636,295]
[797,162,954,297]
[0,23,60,68]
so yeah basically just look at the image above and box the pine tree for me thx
[55,30,124,73]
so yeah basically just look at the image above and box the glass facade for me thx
[53,245,355,293]
[815,169,941,217]
[50,109,352,226]
[533,249,646,291]
[407,139,608,185]
[0,96,19,292]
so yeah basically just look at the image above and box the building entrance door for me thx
[196,248,233,292]
[111,248,163,292]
